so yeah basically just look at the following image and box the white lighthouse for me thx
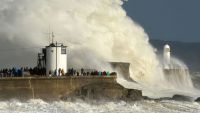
[163,44,171,68]
[46,42,67,76]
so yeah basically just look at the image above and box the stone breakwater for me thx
[0,76,142,101]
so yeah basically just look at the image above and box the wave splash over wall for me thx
[164,57,193,89]
[0,0,199,98]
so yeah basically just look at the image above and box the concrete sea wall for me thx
[0,76,142,101]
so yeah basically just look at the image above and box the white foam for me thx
[0,99,199,113]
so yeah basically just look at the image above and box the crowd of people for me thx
[0,67,116,78]
[67,68,116,76]
[0,67,46,77]
[0,67,26,77]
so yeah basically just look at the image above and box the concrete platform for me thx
[0,76,142,101]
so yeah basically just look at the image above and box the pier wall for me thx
[0,76,142,101]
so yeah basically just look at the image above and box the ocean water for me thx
[0,73,198,113]
[0,99,199,113]
[0,75,198,113]
[0,74,198,113]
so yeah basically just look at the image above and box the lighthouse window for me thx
[61,48,66,54]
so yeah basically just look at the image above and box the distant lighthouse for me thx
[163,44,171,68]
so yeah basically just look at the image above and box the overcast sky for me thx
[123,0,200,42]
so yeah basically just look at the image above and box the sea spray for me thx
[164,57,193,89]
[0,0,164,84]
[0,0,198,98]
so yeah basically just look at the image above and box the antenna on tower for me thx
[43,25,56,44]
[51,32,55,43]
[48,25,51,44]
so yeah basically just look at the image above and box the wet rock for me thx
[172,95,193,101]
[68,83,142,101]
[195,97,200,102]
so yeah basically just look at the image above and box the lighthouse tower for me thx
[45,32,67,76]
[163,44,171,68]
[46,42,67,76]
